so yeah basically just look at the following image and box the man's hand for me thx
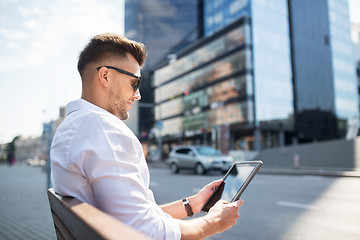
[205,199,243,233]
[177,198,244,239]
[190,179,223,213]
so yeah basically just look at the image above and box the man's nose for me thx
[133,89,141,100]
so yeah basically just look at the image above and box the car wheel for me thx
[170,163,179,174]
[195,163,206,175]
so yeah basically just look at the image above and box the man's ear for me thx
[97,67,109,87]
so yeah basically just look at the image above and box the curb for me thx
[147,162,360,178]
[259,168,360,178]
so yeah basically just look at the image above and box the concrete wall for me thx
[256,137,360,171]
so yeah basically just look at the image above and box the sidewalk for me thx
[260,167,360,178]
[148,160,360,178]
[0,164,56,240]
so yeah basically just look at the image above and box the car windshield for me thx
[195,146,222,156]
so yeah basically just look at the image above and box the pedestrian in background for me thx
[7,153,14,166]
[50,33,243,239]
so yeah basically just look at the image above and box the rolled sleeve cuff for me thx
[158,215,181,240]
[166,215,181,240]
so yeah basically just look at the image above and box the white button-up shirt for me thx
[50,99,181,240]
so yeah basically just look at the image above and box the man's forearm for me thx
[176,217,216,240]
[160,195,201,219]
[178,199,242,239]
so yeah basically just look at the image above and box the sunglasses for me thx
[96,66,141,92]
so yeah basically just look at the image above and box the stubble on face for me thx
[105,53,140,120]
[108,85,130,120]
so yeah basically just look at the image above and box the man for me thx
[50,33,243,239]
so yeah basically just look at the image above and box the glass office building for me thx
[152,0,358,152]
[328,0,359,135]
[124,0,198,137]
[290,0,358,141]
[250,0,294,149]
[153,18,294,151]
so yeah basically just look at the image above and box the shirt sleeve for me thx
[74,113,181,240]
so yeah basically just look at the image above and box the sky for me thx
[349,0,360,24]
[0,0,124,144]
[0,0,359,144]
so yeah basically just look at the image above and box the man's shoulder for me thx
[63,100,112,126]
[56,99,134,141]
[62,106,129,135]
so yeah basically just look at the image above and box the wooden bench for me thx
[47,188,150,240]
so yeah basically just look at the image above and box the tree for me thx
[5,135,21,164]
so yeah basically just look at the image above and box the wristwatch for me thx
[182,198,194,217]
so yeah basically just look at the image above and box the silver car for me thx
[168,145,233,175]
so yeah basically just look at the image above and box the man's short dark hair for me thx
[77,33,146,77]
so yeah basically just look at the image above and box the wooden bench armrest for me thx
[47,188,151,240]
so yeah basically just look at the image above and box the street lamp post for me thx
[46,121,53,189]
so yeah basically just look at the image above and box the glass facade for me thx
[153,19,254,146]
[251,0,294,128]
[154,24,251,87]
[152,0,358,152]
[155,50,251,102]
[204,0,251,36]
[202,0,294,150]
[125,0,198,70]
[328,0,359,127]
[290,0,337,141]
[124,0,198,137]
[290,0,359,141]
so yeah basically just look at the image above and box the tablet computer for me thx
[201,160,263,212]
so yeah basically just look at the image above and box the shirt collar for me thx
[66,99,108,116]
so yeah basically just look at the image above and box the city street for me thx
[0,164,359,240]
[149,167,360,240]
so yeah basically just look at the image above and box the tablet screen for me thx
[201,161,262,212]
[222,162,259,202]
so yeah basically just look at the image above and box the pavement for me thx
[259,166,360,177]
[0,161,359,240]
[0,164,56,240]
[148,160,360,178]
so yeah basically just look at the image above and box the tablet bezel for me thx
[227,160,263,202]
[201,160,263,212]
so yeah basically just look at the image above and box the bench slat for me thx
[51,210,75,240]
[47,188,150,240]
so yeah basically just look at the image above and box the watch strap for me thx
[182,198,194,217]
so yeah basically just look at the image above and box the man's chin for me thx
[119,112,130,120]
